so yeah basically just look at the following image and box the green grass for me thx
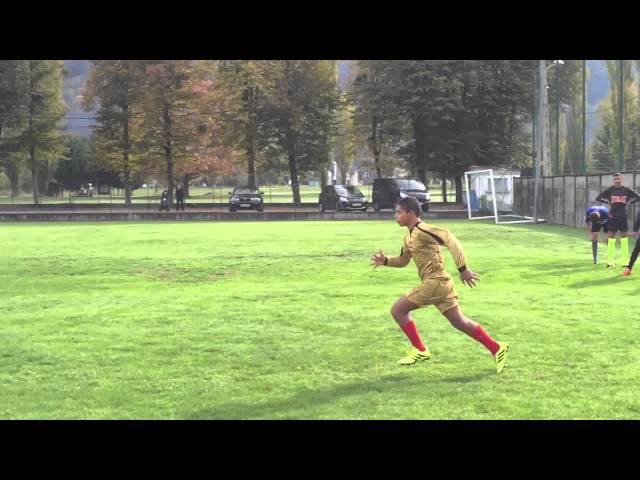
[0,185,453,204]
[1,219,638,419]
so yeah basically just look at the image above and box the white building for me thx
[464,167,521,211]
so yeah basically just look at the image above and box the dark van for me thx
[372,178,431,212]
[318,184,368,212]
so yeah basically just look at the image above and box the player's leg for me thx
[441,306,509,373]
[607,223,617,267]
[441,306,498,354]
[590,222,600,264]
[620,217,629,263]
[432,276,509,373]
[623,234,640,275]
[391,293,430,365]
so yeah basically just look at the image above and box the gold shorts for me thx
[404,278,459,313]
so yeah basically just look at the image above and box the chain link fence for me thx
[514,172,640,228]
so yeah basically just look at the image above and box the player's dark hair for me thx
[588,212,600,221]
[396,197,421,216]
[613,172,621,177]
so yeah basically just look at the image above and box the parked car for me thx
[318,185,368,212]
[229,186,264,212]
[372,178,430,212]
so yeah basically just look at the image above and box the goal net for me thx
[464,169,536,224]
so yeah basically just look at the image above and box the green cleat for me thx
[398,347,431,366]
[494,343,510,374]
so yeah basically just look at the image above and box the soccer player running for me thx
[622,211,640,276]
[370,197,509,373]
[595,173,640,268]
[585,205,609,264]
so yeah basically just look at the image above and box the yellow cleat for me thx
[398,347,431,365]
[494,343,510,373]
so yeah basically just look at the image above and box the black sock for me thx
[592,240,598,261]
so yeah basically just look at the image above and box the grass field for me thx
[0,185,453,204]
[1,219,639,419]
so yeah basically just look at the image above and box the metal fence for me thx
[0,183,371,207]
[0,178,459,208]
[514,172,640,228]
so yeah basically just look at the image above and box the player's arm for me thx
[371,246,412,268]
[634,211,640,235]
[625,187,640,205]
[438,229,467,271]
[595,187,612,204]
[434,227,479,287]
[384,245,412,267]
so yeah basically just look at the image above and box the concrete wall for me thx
[0,210,470,223]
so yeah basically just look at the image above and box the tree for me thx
[547,60,582,174]
[562,100,584,174]
[351,60,536,202]
[174,62,238,196]
[0,60,29,197]
[351,61,400,179]
[592,124,615,172]
[10,60,66,204]
[333,97,357,185]
[258,60,339,203]
[53,133,110,190]
[591,60,639,172]
[83,60,146,204]
[214,61,275,189]
[135,60,212,203]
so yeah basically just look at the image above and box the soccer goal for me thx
[464,169,537,224]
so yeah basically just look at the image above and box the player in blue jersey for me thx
[585,205,609,264]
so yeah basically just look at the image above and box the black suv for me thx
[372,178,430,212]
[229,186,264,212]
[318,185,368,212]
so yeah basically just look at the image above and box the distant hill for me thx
[586,60,612,145]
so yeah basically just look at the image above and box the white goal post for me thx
[464,169,538,224]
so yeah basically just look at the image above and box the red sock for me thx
[467,325,500,355]
[400,321,426,351]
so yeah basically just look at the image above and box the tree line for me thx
[1,60,541,204]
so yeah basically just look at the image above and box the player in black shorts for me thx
[595,173,640,268]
